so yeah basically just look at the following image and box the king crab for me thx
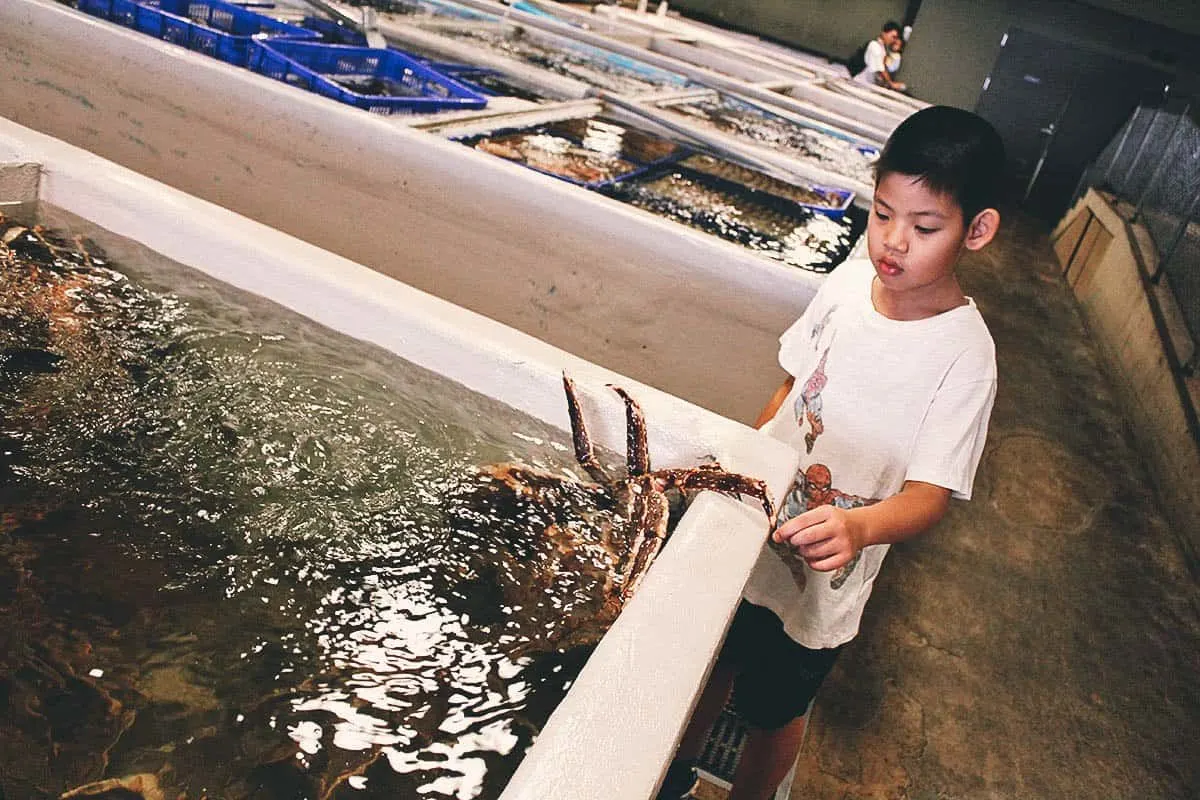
[450,374,776,653]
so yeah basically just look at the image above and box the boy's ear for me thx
[963,208,1000,251]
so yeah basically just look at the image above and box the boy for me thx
[657,105,1005,800]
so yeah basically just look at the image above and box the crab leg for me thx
[608,385,650,476]
[655,468,776,521]
[615,475,672,603]
[562,373,612,484]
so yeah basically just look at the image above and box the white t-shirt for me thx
[855,38,887,85]
[744,258,997,649]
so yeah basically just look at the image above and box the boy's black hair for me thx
[882,20,902,34]
[874,105,1007,221]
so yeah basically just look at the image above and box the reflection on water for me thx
[658,94,878,185]
[471,130,642,186]
[450,68,551,102]
[431,23,687,95]
[462,116,683,187]
[346,0,494,21]
[679,155,850,210]
[0,208,617,800]
[601,157,865,273]
[460,115,863,271]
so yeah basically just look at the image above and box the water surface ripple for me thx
[0,210,615,800]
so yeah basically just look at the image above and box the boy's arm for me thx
[772,479,950,572]
[754,375,795,429]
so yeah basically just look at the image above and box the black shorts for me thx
[718,600,842,730]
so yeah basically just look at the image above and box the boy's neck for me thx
[871,273,968,321]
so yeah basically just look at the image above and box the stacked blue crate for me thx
[78,0,318,66]
[247,40,488,114]
[75,2,489,114]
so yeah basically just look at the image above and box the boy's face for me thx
[867,172,977,309]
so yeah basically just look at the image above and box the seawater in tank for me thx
[0,205,631,800]
[362,0,496,21]
[600,155,867,274]
[381,4,690,96]
[457,115,866,272]
[655,93,879,186]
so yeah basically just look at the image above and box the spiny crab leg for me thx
[562,373,613,484]
[608,385,650,476]
[612,468,775,607]
[654,467,776,521]
[558,374,775,614]
[614,476,671,604]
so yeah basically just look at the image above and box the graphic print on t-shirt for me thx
[810,304,836,344]
[794,305,837,454]
[795,349,828,454]
[777,463,879,590]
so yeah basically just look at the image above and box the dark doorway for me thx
[974,28,1169,222]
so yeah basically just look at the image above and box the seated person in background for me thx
[854,20,907,93]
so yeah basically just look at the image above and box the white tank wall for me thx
[0,0,829,425]
[0,119,801,800]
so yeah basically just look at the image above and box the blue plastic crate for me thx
[78,0,154,27]
[158,0,318,65]
[247,40,488,114]
[802,185,856,220]
[78,0,318,66]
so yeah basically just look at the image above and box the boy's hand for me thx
[771,505,865,572]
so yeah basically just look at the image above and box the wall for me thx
[633,1,1198,111]
[1074,0,1200,37]
[902,0,1192,110]
[896,0,1007,109]
[1052,189,1200,565]
[669,0,907,62]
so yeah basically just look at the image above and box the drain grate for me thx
[697,699,813,790]
[698,704,747,784]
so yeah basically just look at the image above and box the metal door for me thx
[975,29,1091,209]
[974,27,1169,221]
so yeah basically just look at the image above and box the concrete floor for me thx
[749,214,1200,799]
